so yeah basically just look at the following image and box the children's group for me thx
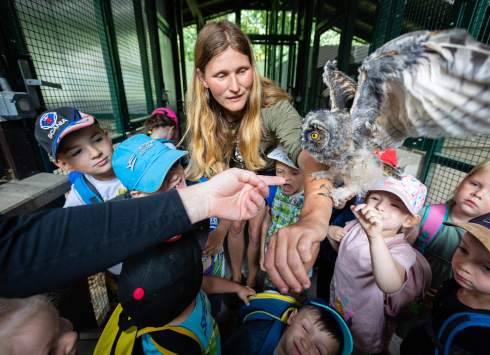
[1,106,490,355]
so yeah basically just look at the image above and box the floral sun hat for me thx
[370,173,427,215]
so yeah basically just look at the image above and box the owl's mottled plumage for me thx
[302,29,490,206]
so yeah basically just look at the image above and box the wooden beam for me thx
[185,0,205,31]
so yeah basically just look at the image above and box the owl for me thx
[302,29,490,206]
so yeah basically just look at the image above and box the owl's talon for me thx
[319,183,333,191]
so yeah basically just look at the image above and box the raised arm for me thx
[351,205,405,294]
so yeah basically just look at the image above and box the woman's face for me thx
[199,47,253,119]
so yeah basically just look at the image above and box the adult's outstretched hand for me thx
[179,168,285,223]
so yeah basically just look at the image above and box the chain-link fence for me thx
[9,0,162,325]
[370,0,490,205]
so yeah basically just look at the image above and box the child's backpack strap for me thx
[431,310,490,355]
[73,174,104,204]
[69,171,83,184]
[415,203,449,254]
[239,293,301,355]
[95,304,202,355]
[73,174,132,204]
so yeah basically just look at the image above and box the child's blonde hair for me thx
[456,159,490,194]
[0,295,56,353]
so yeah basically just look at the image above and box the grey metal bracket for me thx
[25,79,62,90]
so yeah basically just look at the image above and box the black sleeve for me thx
[0,190,192,298]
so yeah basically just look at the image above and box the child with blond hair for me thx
[0,295,78,355]
[401,212,490,354]
[409,159,490,293]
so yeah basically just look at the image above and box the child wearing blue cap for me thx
[222,292,353,355]
[111,134,257,354]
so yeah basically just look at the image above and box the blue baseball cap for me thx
[305,298,353,355]
[112,134,188,193]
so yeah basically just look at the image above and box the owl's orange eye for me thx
[311,132,319,139]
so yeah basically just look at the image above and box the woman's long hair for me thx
[185,20,291,180]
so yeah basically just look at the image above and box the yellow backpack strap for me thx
[94,304,138,355]
[94,305,202,355]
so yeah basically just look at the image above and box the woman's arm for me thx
[265,153,333,293]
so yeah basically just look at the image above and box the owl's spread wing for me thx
[323,60,358,111]
[350,29,490,150]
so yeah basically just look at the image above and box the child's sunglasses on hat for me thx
[163,159,181,181]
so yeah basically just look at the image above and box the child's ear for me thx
[286,309,299,325]
[403,214,421,228]
[53,158,76,173]
[104,130,113,145]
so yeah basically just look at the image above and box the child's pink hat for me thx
[370,174,427,215]
[152,108,178,126]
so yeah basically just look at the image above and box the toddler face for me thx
[365,191,412,232]
[275,161,304,196]
[452,232,490,295]
[454,170,490,219]
[55,123,114,179]
[10,308,77,355]
[278,308,340,355]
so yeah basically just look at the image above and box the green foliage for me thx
[241,10,267,34]
[183,24,197,62]
[319,29,341,46]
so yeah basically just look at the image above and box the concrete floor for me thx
[76,232,320,353]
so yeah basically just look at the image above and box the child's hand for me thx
[423,287,438,308]
[202,233,224,256]
[351,204,383,239]
[327,226,347,242]
[259,251,266,272]
[237,285,256,305]
[334,193,355,210]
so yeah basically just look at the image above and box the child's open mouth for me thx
[172,178,183,190]
[283,184,292,193]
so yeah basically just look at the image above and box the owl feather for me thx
[302,29,490,206]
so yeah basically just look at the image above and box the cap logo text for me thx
[127,154,137,171]
[136,141,155,156]
[47,119,67,139]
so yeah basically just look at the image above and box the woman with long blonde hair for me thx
[185,20,333,298]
